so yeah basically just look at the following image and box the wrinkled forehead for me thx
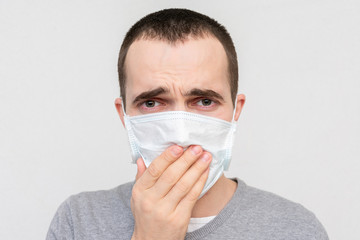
[124,36,230,96]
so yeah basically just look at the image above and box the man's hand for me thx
[130,145,211,240]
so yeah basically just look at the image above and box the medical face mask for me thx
[122,102,237,198]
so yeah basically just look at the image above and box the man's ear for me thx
[234,94,246,121]
[114,98,125,127]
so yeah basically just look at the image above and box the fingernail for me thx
[200,153,211,163]
[171,146,183,156]
[191,145,202,155]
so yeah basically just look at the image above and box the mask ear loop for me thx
[119,97,143,164]
[120,97,127,117]
[120,97,131,130]
[231,94,238,122]
[224,94,239,171]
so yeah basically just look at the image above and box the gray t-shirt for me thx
[46,178,328,240]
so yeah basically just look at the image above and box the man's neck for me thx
[191,175,237,218]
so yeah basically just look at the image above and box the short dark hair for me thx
[118,8,238,109]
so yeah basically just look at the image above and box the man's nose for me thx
[172,102,188,112]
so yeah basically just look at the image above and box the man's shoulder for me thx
[228,178,328,239]
[47,181,136,240]
[62,180,135,216]
[67,181,134,206]
[240,180,318,221]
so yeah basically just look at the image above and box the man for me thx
[47,8,328,239]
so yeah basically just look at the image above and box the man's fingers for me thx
[136,145,183,190]
[164,152,212,209]
[152,145,204,197]
[135,158,146,181]
[177,167,210,213]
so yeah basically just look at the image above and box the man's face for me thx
[116,36,244,123]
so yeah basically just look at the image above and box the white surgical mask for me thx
[122,101,237,198]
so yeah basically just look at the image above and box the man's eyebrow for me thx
[184,88,224,101]
[132,87,169,105]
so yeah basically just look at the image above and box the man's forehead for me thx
[123,35,231,106]
[125,36,228,71]
[127,73,230,100]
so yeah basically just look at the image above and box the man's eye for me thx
[196,99,213,106]
[144,100,159,108]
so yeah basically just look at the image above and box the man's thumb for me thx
[135,158,146,181]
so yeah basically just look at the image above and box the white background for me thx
[1,0,359,239]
